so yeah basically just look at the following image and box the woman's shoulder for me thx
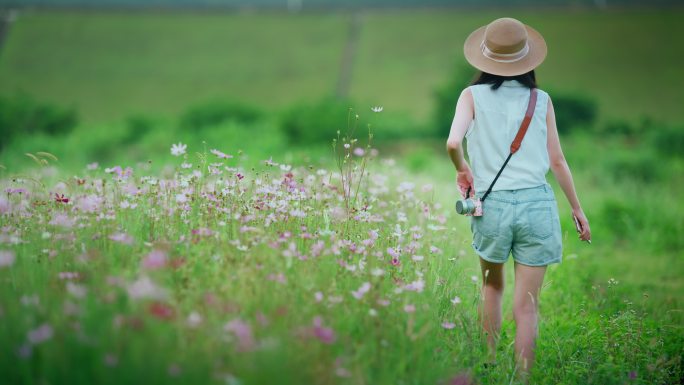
[535,88,550,99]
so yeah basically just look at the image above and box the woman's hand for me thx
[457,165,475,199]
[572,208,591,242]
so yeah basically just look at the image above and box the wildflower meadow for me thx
[1,5,683,385]
[0,116,681,385]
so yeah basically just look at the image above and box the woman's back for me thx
[465,79,550,194]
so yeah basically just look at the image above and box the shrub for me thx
[432,64,477,138]
[650,122,684,157]
[0,95,77,149]
[602,151,662,183]
[600,119,637,136]
[179,101,262,130]
[121,115,157,145]
[280,98,355,145]
[549,91,598,134]
[280,99,421,145]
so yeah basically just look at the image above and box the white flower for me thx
[371,106,384,113]
[170,142,187,157]
[451,296,462,305]
[187,312,203,328]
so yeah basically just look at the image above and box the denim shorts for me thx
[470,184,563,266]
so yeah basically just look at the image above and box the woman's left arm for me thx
[446,87,475,198]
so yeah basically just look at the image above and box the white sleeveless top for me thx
[465,79,550,193]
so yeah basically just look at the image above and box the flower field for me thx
[0,140,681,385]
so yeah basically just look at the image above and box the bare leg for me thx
[512,261,547,382]
[478,257,505,363]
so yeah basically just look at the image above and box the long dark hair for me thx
[471,70,537,90]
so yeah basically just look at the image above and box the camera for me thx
[455,197,483,217]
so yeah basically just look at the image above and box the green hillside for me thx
[0,8,683,125]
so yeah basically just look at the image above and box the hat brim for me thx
[463,23,547,77]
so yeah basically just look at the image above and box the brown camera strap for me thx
[479,87,539,203]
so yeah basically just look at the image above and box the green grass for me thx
[1,8,683,125]
[0,10,347,124]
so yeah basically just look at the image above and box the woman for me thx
[445,17,591,380]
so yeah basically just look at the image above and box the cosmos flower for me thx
[170,142,187,157]
[441,322,457,330]
[210,149,233,159]
[27,323,53,345]
[224,319,255,352]
[127,276,168,301]
[142,250,167,269]
[109,232,134,245]
[351,282,371,300]
[311,316,336,344]
[0,250,15,268]
[54,193,69,204]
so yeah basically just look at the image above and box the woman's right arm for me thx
[546,97,592,242]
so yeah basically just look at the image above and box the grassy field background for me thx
[1,8,683,125]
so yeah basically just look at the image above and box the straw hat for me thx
[463,17,547,76]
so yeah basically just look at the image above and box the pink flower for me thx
[404,304,416,313]
[403,279,425,293]
[76,194,103,213]
[449,373,475,385]
[210,149,233,159]
[148,302,175,320]
[109,232,134,245]
[312,316,336,344]
[142,250,167,269]
[441,321,457,329]
[27,323,53,345]
[267,273,287,285]
[224,319,255,352]
[0,196,9,214]
[104,353,118,367]
[351,282,371,300]
[49,213,75,228]
[0,250,15,268]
